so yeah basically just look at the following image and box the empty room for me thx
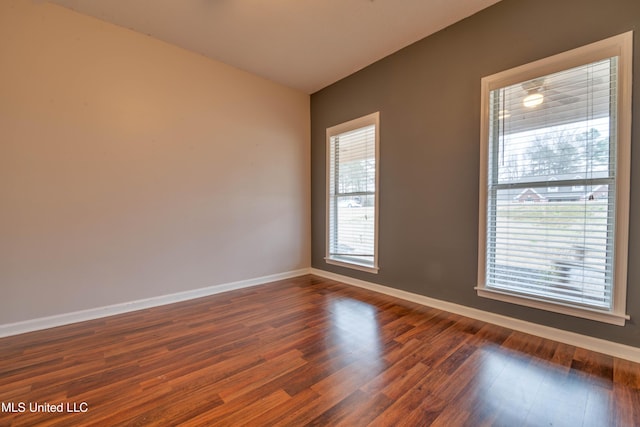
[1,0,640,425]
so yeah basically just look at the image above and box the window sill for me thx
[476,286,629,326]
[325,257,379,274]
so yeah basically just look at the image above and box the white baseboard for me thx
[310,268,640,363]
[0,268,310,338]
[5,267,639,363]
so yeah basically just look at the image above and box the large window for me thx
[477,33,632,325]
[326,112,379,273]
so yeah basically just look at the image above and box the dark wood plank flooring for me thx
[1,275,639,426]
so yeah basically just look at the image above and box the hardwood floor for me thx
[1,274,639,426]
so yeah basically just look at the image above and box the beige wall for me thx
[0,1,310,324]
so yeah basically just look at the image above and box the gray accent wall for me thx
[311,0,640,346]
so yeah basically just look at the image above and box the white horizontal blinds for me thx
[328,124,376,266]
[486,58,618,309]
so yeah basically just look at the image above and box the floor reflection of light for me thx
[328,298,382,367]
[474,347,612,425]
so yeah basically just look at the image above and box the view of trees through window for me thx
[499,123,610,183]
[337,158,375,197]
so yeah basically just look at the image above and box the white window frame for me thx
[477,32,632,326]
[325,112,380,273]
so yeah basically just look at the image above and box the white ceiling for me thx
[49,0,502,94]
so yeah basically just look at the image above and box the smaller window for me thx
[326,112,380,273]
